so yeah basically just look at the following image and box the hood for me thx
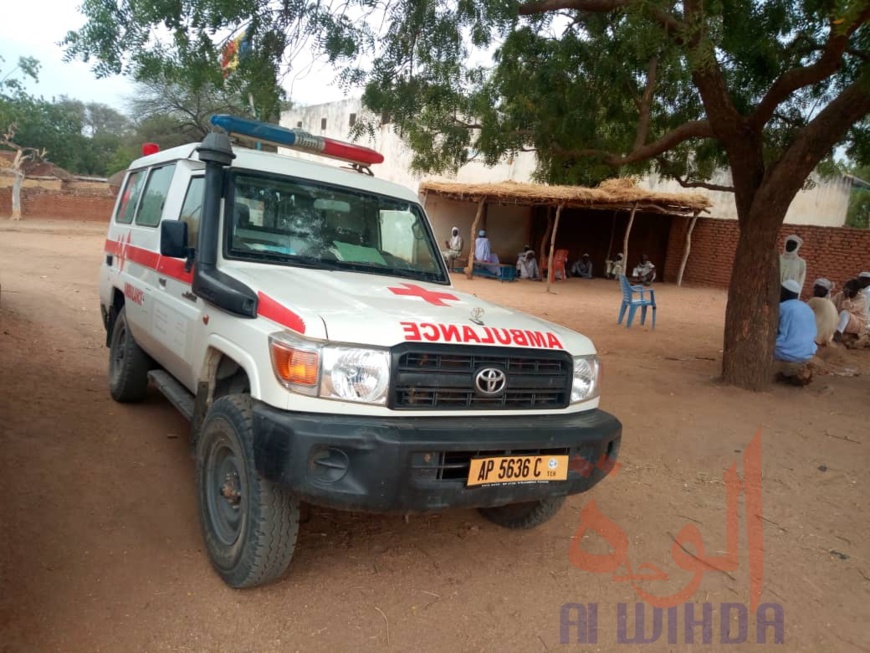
[226,263,595,355]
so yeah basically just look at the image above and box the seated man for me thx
[806,278,838,346]
[775,279,817,385]
[571,253,593,279]
[441,226,463,266]
[631,254,656,285]
[474,229,500,274]
[516,246,540,280]
[832,279,868,342]
[606,253,624,280]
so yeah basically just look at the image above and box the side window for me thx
[135,164,177,227]
[179,177,205,247]
[115,170,146,224]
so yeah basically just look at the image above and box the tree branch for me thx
[751,9,870,130]
[683,0,743,135]
[581,119,714,166]
[674,175,735,193]
[633,57,658,151]
[519,0,629,14]
[757,73,870,217]
[519,0,684,33]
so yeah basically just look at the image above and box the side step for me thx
[148,370,195,422]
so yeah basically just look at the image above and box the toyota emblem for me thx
[474,367,507,396]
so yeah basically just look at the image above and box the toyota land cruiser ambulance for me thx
[99,115,622,588]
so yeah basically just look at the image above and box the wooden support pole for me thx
[622,202,638,277]
[545,204,564,293]
[465,198,486,279]
[676,210,700,287]
[539,206,553,266]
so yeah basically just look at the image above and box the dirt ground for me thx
[1,219,868,653]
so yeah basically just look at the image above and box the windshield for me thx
[225,171,448,283]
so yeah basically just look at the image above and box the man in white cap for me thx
[441,226,463,266]
[775,278,817,371]
[807,278,838,345]
[473,229,500,273]
[779,235,807,297]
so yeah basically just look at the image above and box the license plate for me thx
[467,455,569,487]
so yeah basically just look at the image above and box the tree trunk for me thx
[11,171,23,221]
[721,213,782,390]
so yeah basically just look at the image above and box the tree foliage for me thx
[62,0,293,122]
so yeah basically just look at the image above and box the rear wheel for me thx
[478,496,566,529]
[196,394,300,588]
[108,306,150,402]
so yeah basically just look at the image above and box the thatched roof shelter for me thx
[422,177,711,287]
[420,177,711,216]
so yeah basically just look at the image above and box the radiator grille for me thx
[390,344,572,410]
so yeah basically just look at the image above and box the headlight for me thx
[571,355,600,403]
[321,346,390,404]
[269,331,390,405]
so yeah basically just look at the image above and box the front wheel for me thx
[478,496,566,529]
[196,394,300,588]
[108,306,150,402]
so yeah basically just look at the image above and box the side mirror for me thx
[161,220,189,257]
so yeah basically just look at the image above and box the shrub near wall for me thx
[665,217,870,290]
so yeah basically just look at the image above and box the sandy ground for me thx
[1,219,868,653]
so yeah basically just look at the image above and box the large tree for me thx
[65,1,870,389]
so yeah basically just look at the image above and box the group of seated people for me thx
[775,272,870,383]
[441,226,659,286]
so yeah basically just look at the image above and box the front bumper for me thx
[252,402,622,514]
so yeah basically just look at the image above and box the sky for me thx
[0,1,350,113]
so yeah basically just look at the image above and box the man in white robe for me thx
[779,235,807,297]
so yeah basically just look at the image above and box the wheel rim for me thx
[110,322,127,384]
[205,436,245,547]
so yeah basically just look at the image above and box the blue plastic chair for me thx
[618,275,656,328]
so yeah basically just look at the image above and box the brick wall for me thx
[0,187,116,221]
[665,217,870,289]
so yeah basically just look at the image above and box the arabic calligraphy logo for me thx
[470,306,485,325]
[474,367,507,396]
[568,429,765,611]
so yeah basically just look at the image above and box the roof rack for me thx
[210,115,384,174]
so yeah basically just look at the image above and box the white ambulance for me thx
[99,116,621,588]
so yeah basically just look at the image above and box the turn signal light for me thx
[271,342,319,386]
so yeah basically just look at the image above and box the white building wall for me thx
[639,171,850,227]
[281,99,850,229]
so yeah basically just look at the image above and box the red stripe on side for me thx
[257,292,306,334]
[104,238,193,284]
[104,238,123,257]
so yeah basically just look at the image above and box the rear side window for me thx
[179,177,205,247]
[135,164,177,227]
[115,170,146,224]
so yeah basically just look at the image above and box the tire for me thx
[108,306,150,402]
[478,496,566,530]
[196,394,300,588]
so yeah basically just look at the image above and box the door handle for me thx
[158,277,167,288]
